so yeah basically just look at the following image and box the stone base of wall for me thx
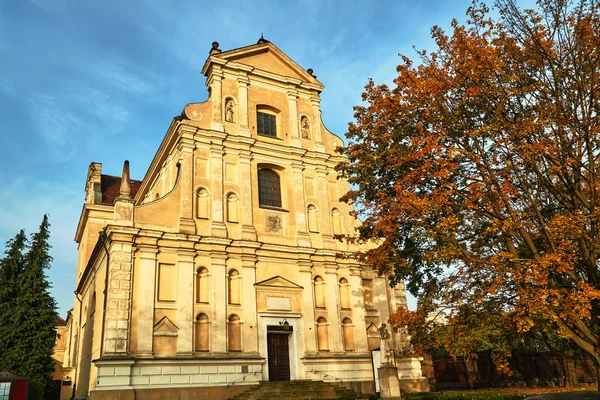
[337,380,375,394]
[90,385,251,400]
[399,376,430,393]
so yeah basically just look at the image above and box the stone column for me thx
[287,90,301,147]
[137,246,158,357]
[241,255,259,354]
[177,250,195,356]
[239,151,257,240]
[324,264,343,353]
[103,230,135,356]
[349,266,369,353]
[310,96,324,152]
[211,69,224,131]
[292,162,311,247]
[178,138,196,234]
[210,143,227,237]
[211,254,227,355]
[237,76,250,137]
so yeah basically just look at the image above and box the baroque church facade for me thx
[61,39,428,399]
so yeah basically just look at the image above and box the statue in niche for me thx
[379,323,393,365]
[225,99,235,123]
[301,116,310,138]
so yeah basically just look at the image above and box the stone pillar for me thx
[237,76,250,137]
[287,90,301,147]
[211,254,227,355]
[241,255,259,354]
[211,69,224,131]
[137,246,158,357]
[239,151,257,241]
[292,162,311,247]
[349,266,369,353]
[177,250,195,356]
[310,96,324,152]
[324,264,343,353]
[378,365,403,400]
[178,138,196,234]
[299,262,317,355]
[210,143,227,237]
[103,231,134,356]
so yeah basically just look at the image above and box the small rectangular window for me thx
[257,112,277,138]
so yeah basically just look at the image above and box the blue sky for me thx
[0,0,488,316]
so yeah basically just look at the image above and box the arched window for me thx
[331,208,343,235]
[226,193,239,223]
[316,317,329,351]
[195,267,209,303]
[195,313,210,352]
[339,277,351,309]
[227,314,242,352]
[313,276,326,308]
[196,188,209,219]
[228,269,241,305]
[258,169,282,208]
[307,204,319,233]
[342,318,355,351]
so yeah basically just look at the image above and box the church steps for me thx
[228,380,371,399]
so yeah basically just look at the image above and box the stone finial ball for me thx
[212,41,219,49]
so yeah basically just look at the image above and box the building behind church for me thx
[61,39,428,399]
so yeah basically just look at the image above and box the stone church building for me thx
[61,39,428,399]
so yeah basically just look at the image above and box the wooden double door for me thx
[267,333,290,381]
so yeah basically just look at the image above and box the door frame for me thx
[259,315,300,381]
[267,330,292,381]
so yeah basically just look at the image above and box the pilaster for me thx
[299,262,317,355]
[210,143,228,237]
[287,90,302,148]
[241,255,259,354]
[316,166,335,248]
[292,162,311,247]
[178,139,196,234]
[349,266,369,353]
[324,263,343,353]
[211,254,227,355]
[211,69,224,131]
[237,76,251,137]
[239,151,257,240]
[136,246,158,357]
[310,96,324,152]
[177,250,195,356]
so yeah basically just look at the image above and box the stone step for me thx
[228,380,369,400]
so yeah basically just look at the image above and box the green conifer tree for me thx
[7,216,58,399]
[0,229,27,369]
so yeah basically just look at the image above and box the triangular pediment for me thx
[153,316,178,336]
[203,41,323,90]
[366,322,379,334]
[255,275,303,289]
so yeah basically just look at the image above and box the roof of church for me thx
[55,316,66,326]
[100,174,142,204]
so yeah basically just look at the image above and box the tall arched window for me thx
[307,204,319,233]
[342,318,355,351]
[195,267,209,303]
[316,317,329,351]
[228,269,241,305]
[313,276,326,308]
[196,188,209,219]
[226,193,239,223]
[195,313,210,352]
[339,277,351,309]
[228,314,242,352]
[258,169,282,208]
[331,208,343,235]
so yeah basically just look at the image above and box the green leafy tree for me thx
[3,216,58,399]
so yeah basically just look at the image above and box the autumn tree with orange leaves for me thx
[338,0,600,382]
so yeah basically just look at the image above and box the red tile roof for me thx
[100,174,142,204]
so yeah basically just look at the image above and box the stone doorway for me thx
[267,331,291,381]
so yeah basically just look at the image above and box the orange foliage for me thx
[339,0,600,367]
